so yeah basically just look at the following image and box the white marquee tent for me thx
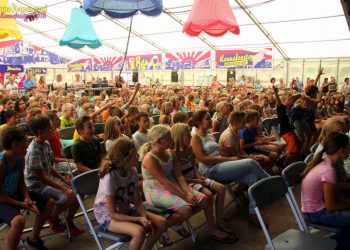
[9,0,350,60]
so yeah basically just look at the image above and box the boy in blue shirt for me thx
[23,73,36,95]
[0,127,54,250]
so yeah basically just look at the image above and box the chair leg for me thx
[185,219,199,246]
[64,211,72,242]
[19,235,27,250]
[225,184,242,208]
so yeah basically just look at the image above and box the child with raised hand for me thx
[94,138,167,250]
[0,127,54,250]
[171,123,238,243]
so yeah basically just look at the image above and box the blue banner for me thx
[0,40,67,65]
[0,65,24,73]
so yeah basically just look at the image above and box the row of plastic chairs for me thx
[71,168,200,250]
[248,161,339,250]
[58,123,105,140]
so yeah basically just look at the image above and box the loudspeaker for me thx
[341,0,350,30]
[171,71,178,83]
[227,69,236,82]
[132,71,138,83]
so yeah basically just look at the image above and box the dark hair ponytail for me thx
[301,132,349,178]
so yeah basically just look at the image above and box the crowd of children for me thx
[0,67,350,249]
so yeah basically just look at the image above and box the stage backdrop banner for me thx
[0,65,24,73]
[30,68,47,74]
[0,40,67,65]
[216,48,272,69]
[67,56,124,72]
[126,54,162,71]
[165,51,211,70]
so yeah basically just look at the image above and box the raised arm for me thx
[126,83,141,107]
[314,67,324,87]
[272,85,282,106]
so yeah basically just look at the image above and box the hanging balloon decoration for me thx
[183,0,240,37]
[83,0,163,76]
[0,0,23,40]
[60,7,102,49]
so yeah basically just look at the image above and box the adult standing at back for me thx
[53,74,65,92]
[341,78,350,96]
[72,74,86,98]
[23,73,36,95]
[5,75,18,95]
[36,76,48,100]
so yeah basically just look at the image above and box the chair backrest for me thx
[152,115,160,125]
[19,117,26,124]
[59,126,75,140]
[310,143,319,153]
[71,169,99,196]
[63,145,73,159]
[211,132,221,143]
[96,114,103,123]
[94,123,105,135]
[282,161,306,187]
[16,122,27,130]
[262,117,279,135]
[304,153,314,164]
[248,176,288,208]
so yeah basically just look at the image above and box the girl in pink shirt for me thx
[301,132,350,249]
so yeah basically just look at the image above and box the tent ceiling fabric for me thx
[10,0,350,60]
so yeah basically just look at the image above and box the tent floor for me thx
[0,193,300,250]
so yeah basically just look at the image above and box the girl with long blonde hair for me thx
[159,101,173,126]
[140,125,207,245]
[103,116,128,151]
[171,123,238,243]
[95,138,166,250]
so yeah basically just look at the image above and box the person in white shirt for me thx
[341,77,350,96]
[72,74,85,97]
[53,74,65,91]
[5,79,18,94]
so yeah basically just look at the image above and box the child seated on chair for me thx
[170,123,238,243]
[25,115,84,235]
[240,109,279,173]
[45,110,78,176]
[0,110,18,132]
[94,138,167,250]
[60,103,75,129]
[0,127,54,250]
[72,115,105,173]
[132,112,150,153]
[301,132,350,249]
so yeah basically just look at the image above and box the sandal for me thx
[174,227,191,238]
[159,234,173,247]
[210,233,239,244]
[219,225,233,234]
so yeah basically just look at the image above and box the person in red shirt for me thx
[44,110,77,176]
[211,76,221,89]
